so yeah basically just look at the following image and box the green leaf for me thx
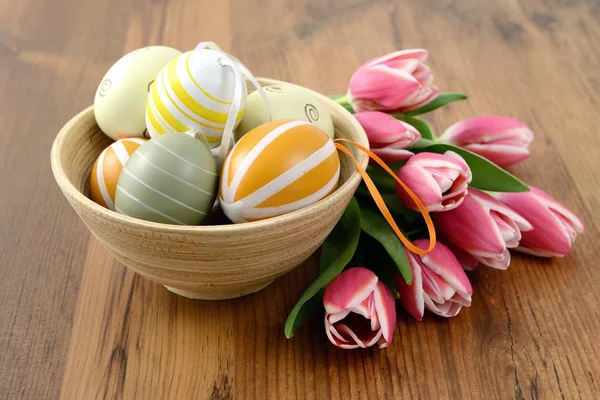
[364,236,400,298]
[420,143,530,192]
[366,165,397,193]
[359,204,412,284]
[404,92,468,116]
[350,232,366,269]
[393,115,435,140]
[284,197,361,338]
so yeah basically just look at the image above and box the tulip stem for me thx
[332,94,349,106]
[410,138,436,150]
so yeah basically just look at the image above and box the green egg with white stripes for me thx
[115,133,218,225]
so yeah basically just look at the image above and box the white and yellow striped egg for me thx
[145,49,247,147]
[90,138,147,210]
[220,119,340,223]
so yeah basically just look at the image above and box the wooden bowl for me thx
[50,78,368,300]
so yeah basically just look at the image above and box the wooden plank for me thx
[60,239,235,399]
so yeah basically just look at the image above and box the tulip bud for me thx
[395,151,472,212]
[496,186,584,257]
[348,49,440,114]
[354,111,421,163]
[434,189,533,269]
[394,240,473,320]
[440,116,534,168]
[323,267,396,349]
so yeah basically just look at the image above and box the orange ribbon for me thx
[334,139,436,255]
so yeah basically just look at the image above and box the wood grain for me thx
[1,0,599,399]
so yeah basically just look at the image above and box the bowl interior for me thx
[54,78,368,230]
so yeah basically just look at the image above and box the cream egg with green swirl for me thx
[235,84,334,141]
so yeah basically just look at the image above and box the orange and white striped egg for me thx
[219,119,340,223]
[90,138,147,210]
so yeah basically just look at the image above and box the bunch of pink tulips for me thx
[285,49,584,350]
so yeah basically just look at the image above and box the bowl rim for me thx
[50,77,369,234]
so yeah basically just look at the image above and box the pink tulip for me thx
[496,186,584,257]
[396,151,472,212]
[445,242,480,271]
[323,267,396,349]
[354,111,421,163]
[394,240,473,320]
[440,116,534,168]
[348,49,440,114]
[434,189,533,269]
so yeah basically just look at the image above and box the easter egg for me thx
[145,49,247,147]
[90,138,147,210]
[235,84,334,140]
[220,119,340,223]
[94,46,182,140]
[115,133,218,225]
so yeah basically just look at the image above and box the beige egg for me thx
[94,46,182,140]
[235,84,334,141]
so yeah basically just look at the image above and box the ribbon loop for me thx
[334,139,436,255]
[217,56,272,167]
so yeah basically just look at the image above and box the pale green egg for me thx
[115,133,218,225]
[235,84,334,140]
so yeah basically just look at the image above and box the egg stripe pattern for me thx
[149,140,217,176]
[95,150,114,210]
[241,170,339,220]
[221,120,340,223]
[239,140,337,208]
[115,187,186,225]
[183,52,246,105]
[121,169,207,215]
[90,138,146,211]
[147,67,224,141]
[115,133,218,226]
[223,120,310,203]
[146,51,246,143]
[133,151,214,196]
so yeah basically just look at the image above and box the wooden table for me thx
[1,0,599,398]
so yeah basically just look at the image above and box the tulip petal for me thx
[327,310,350,324]
[349,66,420,110]
[373,281,397,344]
[399,85,440,112]
[463,143,531,168]
[514,245,555,258]
[497,188,579,256]
[395,252,425,320]
[441,116,532,144]
[363,49,429,68]
[332,314,383,349]
[413,239,473,296]
[531,187,585,234]
[444,242,480,271]
[421,265,450,303]
[373,148,415,163]
[397,164,443,211]
[323,268,378,314]
[354,111,413,145]
[471,190,532,232]
[434,194,507,256]
[474,248,511,270]
[440,116,534,167]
